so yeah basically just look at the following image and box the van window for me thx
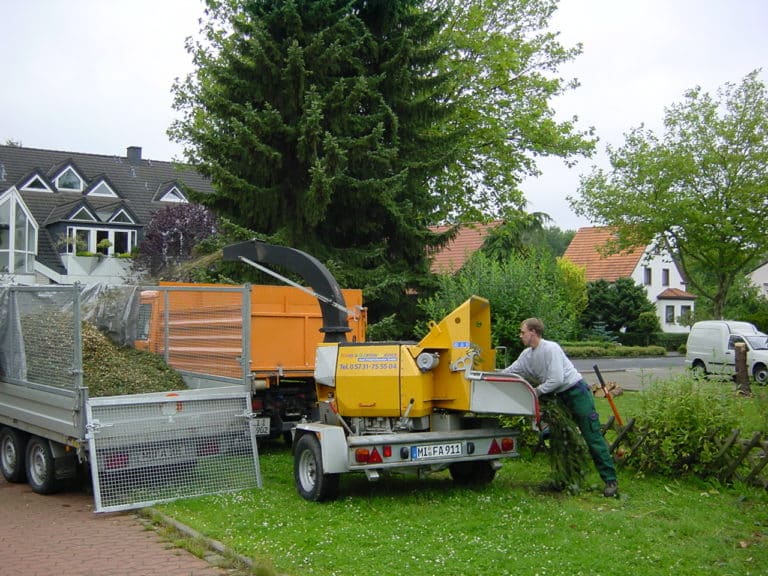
[728,335,745,351]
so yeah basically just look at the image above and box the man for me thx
[502,318,619,497]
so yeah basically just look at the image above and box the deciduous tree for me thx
[570,71,768,317]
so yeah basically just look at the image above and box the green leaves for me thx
[571,71,768,317]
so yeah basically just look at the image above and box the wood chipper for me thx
[223,239,539,501]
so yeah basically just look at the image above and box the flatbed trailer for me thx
[0,284,261,512]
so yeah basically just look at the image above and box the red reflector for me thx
[368,447,383,464]
[488,439,501,455]
[251,398,264,411]
[383,445,392,458]
[501,437,515,452]
[355,448,370,463]
[105,453,129,469]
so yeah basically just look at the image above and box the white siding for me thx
[630,247,694,333]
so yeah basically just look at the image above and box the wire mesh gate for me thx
[87,386,261,513]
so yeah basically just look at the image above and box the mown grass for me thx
[157,382,768,576]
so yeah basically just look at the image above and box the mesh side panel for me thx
[154,289,246,379]
[11,288,78,389]
[88,391,260,513]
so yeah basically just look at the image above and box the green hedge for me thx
[563,344,667,358]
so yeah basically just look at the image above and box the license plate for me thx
[252,417,271,436]
[411,442,462,460]
[133,443,193,465]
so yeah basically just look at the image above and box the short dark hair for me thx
[522,318,544,337]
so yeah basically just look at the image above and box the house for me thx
[429,221,500,274]
[748,261,768,298]
[0,144,214,285]
[563,226,696,333]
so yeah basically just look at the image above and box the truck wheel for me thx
[25,436,60,494]
[690,360,707,378]
[294,434,339,502]
[753,363,768,385]
[450,461,496,486]
[0,427,28,483]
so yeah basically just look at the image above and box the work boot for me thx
[603,480,619,498]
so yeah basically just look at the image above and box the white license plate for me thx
[252,417,271,436]
[411,442,462,460]
[133,443,194,465]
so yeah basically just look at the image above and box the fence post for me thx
[735,342,752,396]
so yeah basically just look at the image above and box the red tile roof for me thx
[657,287,697,300]
[562,226,645,281]
[429,222,500,274]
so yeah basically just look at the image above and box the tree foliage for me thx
[170,0,594,334]
[570,71,768,317]
[134,204,218,278]
[431,0,595,222]
[418,250,583,359]
[581,278,655,334]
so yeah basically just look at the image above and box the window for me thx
[643,267,652,286]
[21,175,53,192]
[160,186,187,203]
[54,166,84,192]
[65,226,137,256]
[71,207,96,221]
[665,305,674,323]
[662,268,670,287]
[88,180,117,197]
[680,305,692,322]
[0,190,38,274]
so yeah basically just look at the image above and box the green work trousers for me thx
[557,380,617,483]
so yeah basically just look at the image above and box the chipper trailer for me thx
[223,240,540,501]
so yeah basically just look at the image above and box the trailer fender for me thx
[294,423,349,474]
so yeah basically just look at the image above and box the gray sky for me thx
[2,0,767,230]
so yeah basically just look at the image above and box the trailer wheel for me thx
[753,363,768,385]
[294,434,339,502]
[0,427,28,483]
[449,461,496,486]
[25,436,60,494]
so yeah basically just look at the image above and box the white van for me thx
[685,320,768,383]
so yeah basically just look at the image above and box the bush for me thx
[631,377,742,478]
[563,344,666,358]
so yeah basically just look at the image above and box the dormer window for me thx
[88,180,118,197]
[160,185,187,203]
[71,206,97,222]
[109,209,135,224]
[54,167,84,192]
[21,174,53,192]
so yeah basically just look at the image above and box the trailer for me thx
[222,240,540,501]
[0,284,261,512]
[134,282,365,439]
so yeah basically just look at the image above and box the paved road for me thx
[0,476,232,576]
[575,355,686,391]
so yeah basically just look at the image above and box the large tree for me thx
[170,0,593,333]
[570,71,768,318]
[431,0,595,222]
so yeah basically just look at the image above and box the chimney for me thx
[127,146,142,163]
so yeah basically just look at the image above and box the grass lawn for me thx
[157,384,768,576]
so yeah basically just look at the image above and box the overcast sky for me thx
[2,0,767,230]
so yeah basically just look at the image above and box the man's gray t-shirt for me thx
[502,339,582,395]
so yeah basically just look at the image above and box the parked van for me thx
[685,320,768,383]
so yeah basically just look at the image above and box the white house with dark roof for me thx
[562,226,697,333]
[0,144,214,285]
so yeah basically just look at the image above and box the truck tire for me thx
[690,360,707,378]
[449,461,496,486]
[294,434,339,502]
[753,363,768,385]
[25,436,60,494]
[0,427,28,483]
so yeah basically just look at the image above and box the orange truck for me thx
[134,282,366,440]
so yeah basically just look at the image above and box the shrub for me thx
[631,377,742,478]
